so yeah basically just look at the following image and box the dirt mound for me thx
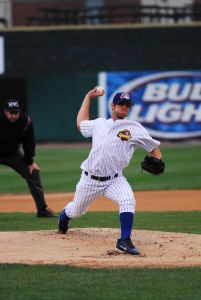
[0,228,201,268]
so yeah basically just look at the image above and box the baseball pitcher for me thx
[58,87,164,255]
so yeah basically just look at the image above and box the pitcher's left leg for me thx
[104,176,140,255]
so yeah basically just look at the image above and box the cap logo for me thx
[120,93,130,100]
[8,101,19,108]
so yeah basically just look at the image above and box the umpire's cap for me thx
[113,92,134,106]
[4,99,20,113]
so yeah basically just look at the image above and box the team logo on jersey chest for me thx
[117,129,132,141]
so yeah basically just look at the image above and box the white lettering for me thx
[8,102,18,107]
[190,83,201,101]
[130,103,201,124]
[157,104,181,123]
[130,104,158,123]
[143,83,167,102]
[142,104,158,123]
[169,83,192,102]
[181,104,201,122]
[130,105,143,122]
[142,82,201,103]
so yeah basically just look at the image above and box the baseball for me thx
[96,86,104,93]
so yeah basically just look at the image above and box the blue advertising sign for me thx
[98,71,201,139]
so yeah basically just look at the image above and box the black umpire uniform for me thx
[0,99,56,217]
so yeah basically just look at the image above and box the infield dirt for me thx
[0,189,201,212]
[0,190,201,268]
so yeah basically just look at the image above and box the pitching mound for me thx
[0,228,201,268]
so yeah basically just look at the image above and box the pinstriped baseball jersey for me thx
[80,118,160,176]
[64,117,160,218]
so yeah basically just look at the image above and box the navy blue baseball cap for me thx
[113,92,134,106]
[5,99,20,113]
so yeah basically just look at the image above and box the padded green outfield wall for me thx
[1,25,201,141]
[1,25,201,75]
[26,73,97,141]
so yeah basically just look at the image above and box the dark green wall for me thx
[1,25,201,141]
[1,25,201,76]
[27,73,97,141]
[0,26,201,76]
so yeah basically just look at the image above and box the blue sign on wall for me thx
[98,71,201,139]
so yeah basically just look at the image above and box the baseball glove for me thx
[141,155,165,176]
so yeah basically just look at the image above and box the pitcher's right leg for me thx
[58,174,101,234]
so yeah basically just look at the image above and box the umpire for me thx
[0,99,56,218]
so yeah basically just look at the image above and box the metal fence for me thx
[25,4,201,26]
[0,1,201,27]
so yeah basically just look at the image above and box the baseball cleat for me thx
[58,209,70,234]
[116,238,140,255]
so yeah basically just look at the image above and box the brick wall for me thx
[12,0,84,26]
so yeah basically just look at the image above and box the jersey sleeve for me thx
[132,124,160,152]
[80,120,95,138]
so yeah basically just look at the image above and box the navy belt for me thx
[84,171,118,181]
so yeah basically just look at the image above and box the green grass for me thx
[0,145,200,299]
[0,211,201,234]
[0,145,200,193]
[0,210,200,300]
[0,264,201,300]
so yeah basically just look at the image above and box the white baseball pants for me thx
[65,171,136,218]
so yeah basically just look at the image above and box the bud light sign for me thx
[98,71,201,139]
